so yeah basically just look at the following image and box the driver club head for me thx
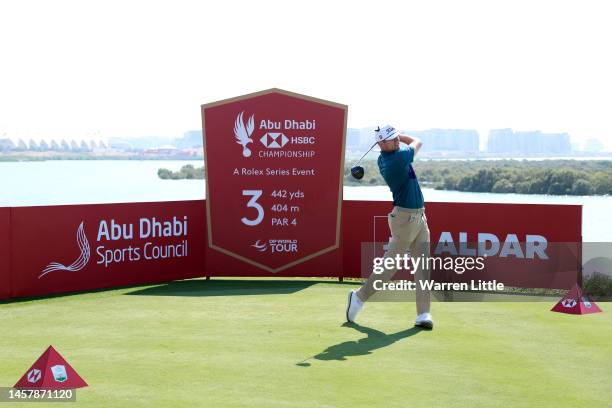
[350,165,365,180]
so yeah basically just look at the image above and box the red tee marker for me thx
[551,284,602,315]
[14,345,88,389]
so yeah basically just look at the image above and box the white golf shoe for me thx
[346,290,364,323]
[415,312,434,329]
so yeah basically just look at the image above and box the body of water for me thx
[1,160,206,206]
[1,160,610,241]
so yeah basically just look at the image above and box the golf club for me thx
[350,141,378,180]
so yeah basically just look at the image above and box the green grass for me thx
[1,278,610,407]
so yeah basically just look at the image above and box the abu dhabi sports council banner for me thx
[342,201,582,290]
[7,201,205,299]
[202,89,347,274]
[0,208,10,300]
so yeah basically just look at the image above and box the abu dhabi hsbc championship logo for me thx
[51,365,68,383]
[582,296,592,308]
[39,222,90,279]
[234,111,255,157]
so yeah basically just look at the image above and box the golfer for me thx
[346,125,433,329]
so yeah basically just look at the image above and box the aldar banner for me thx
[202,89,347,273]
[342,201,582,290]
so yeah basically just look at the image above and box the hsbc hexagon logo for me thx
[27,369,42,383]
[260,132,289,148]
[562,298,577,308]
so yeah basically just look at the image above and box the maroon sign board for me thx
[202,89,347,273]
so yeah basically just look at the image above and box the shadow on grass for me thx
[125,279,320,297]
[0,278,357,304]
[297,323,423,366]
[0,281,170,305]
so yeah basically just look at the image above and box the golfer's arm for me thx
[398,134,423,155]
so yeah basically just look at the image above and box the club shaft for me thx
[354,142,378,165]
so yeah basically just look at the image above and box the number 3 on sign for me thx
[241,190,264,226]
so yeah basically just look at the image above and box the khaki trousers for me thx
[357,206,431,315]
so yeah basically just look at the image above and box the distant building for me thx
[108,136,174,151]
[175,130,203,149]
[109,141,133,151]
[142,145,179,156]
[29,139,39,151]
[0,139,16,151]
[345,127,480,157]
[487,129,571,155]
[0,137,110,153]
[17,139,28,150]
[584,138,604,152]
[404,129,480,154]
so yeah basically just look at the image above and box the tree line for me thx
[160,160,612,196]
[158,165,204,180]
[344,159,612,195]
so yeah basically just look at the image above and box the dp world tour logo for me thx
[252,240,268,252]
[234,111,255,157]
[39,222,91,279]
[251,239,298,253]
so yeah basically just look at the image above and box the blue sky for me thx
[1,0,610,149]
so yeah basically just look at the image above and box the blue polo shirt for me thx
[377,146,424,209]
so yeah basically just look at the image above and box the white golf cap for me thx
[374,125,399,142]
